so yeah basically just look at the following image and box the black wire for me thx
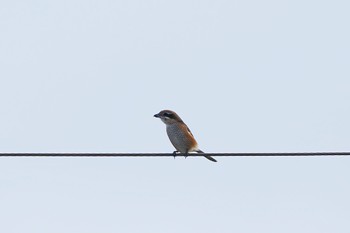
[0,152,349,157]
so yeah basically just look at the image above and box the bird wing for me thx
[186,125,194,137]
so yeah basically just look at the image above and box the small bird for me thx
[154,110,217,162]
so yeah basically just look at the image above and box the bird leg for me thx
[184,151,189,159]
[172,151,179,159]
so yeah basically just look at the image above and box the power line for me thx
[0,152,349,157]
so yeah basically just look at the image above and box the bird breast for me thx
[166,124,197,153]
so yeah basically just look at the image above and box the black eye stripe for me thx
[163,112,173,118]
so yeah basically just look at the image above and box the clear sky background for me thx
[0,0,349,232]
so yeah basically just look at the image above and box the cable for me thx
[0,152,349,157]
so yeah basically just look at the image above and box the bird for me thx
[154,110,217,162]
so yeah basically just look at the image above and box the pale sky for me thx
[0,1,349,233]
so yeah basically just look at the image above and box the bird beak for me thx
[154,113,160,118]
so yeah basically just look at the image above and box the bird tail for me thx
[196,150,217,162]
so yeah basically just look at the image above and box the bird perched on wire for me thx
[154,110,217,162]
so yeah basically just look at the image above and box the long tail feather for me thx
[196,150,217,162]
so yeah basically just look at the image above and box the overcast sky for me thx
[0,0,349,233]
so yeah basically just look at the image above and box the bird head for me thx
[154,110,183,125]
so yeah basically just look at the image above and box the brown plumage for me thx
[154,110,217,162]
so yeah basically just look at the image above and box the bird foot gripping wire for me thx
[172,151,190,160]
[184,152,188,159]
[172,151,189,159]
[172,151,179,159]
